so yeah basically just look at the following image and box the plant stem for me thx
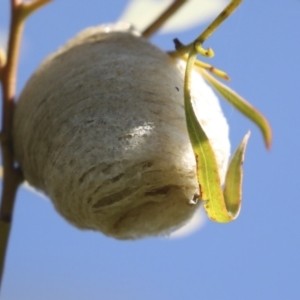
[0,0,25,290]
[174,0,243,56]
[0,0,51,292]
[142,0,187,38]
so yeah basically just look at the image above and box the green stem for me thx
[175,0,243,56]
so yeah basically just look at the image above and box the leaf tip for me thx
[239,131,251,150]
[264,128,272,151]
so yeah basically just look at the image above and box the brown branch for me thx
[20,0,52,21]
[0,0,52,292]
[0,1,25,290]
[142,0,188,38]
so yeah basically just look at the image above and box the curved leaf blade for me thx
[184,52,250,223]
[200,68,272,149]
[184,51,231,222]
[223,132,250,218]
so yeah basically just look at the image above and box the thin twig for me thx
[0,0,51,291]
[174,0,243,56]
[142,0,188,38]
[0,0,25,290]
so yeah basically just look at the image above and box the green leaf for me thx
[199,68,272,149]
[223,132,250,218]
[184,50,250,222]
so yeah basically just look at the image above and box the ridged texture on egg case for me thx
[13,23,230,239]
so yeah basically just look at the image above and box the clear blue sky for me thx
[1,1,300,299]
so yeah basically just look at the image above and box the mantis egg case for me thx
[13,23,230,239]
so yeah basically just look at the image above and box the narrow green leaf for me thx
[199,68,272,149]
[223,132,250,218]
[184,50,232,222]
[184,51,251,222]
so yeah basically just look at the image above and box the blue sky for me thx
[1,1,300,299]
